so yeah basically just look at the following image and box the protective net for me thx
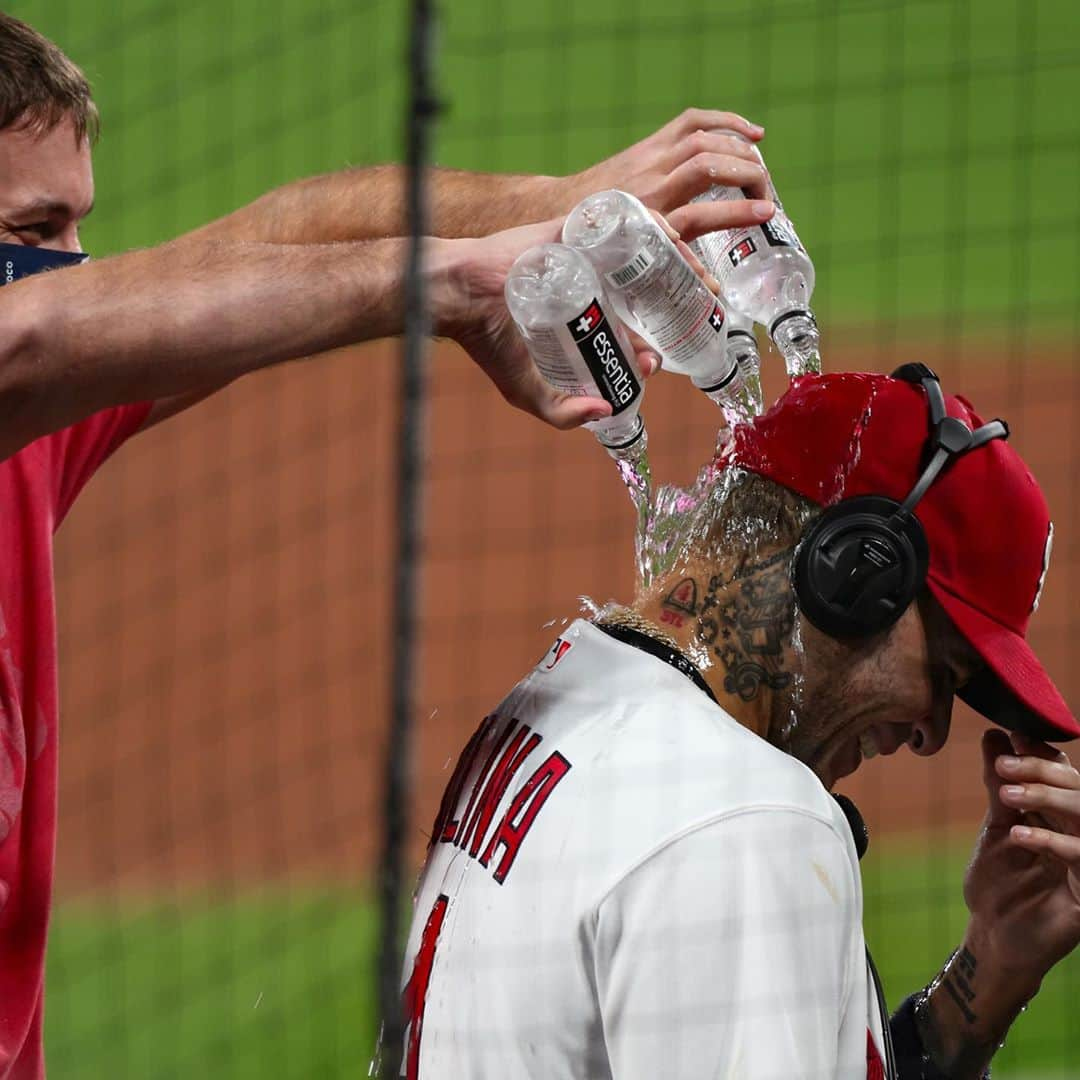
[10,0,1079,1075]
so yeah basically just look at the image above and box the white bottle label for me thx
[693,187,805,289]
[520,299,640,414]
[607,248,726,367]
[606,247,656,288]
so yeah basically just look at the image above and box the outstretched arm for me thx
[0,236,415,457]
[0,213,677,457]
[182,108,772,244]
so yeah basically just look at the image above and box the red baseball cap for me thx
[722,370,1077,741]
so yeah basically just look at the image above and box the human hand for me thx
[554,108,776,242]
[963,728,1080,982]
[906,728,1080,1078]
[431,220,666,429]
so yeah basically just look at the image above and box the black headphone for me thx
[792,363,1009,639]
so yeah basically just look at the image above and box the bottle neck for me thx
[770,309,821,377]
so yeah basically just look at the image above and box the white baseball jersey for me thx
[400,620,890,1079]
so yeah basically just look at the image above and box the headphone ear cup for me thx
[793,496,930,639]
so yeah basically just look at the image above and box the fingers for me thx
[1000,781,1080,820]
[675,236,721,296]
[513,375,614,432]
[539,393,613,430]
[667,198,775,244]
[983,728,1024,826]
[623,326,661,378]
[996,749,1080,788]
[1009,730,1069,764]
[646,209,722,295]
[650,209,682,245]
[993,738,1080,842]
[1008,823,1080,862]
[646,149,771,210]
[666,108,765,143]
[997,752,1080,819]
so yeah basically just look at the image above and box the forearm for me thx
[0,235,461,456]
[186,165,563,245]
[894,929,1040,1078]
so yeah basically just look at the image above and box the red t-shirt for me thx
[0,402,151,1079]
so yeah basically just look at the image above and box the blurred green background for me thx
[28,0,1080,337]
[10,0,1080,1076]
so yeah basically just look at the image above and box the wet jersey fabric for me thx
[401,619,889,1079]
[0,403,151,1080]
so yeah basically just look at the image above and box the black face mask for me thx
[0,243,88,285]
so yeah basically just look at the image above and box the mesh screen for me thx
[7,0,1079,1074]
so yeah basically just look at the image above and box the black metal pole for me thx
[377,0,438,1075]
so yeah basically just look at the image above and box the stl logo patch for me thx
[709,305,725,333]
[729,236,757,266]
[540,637,574,672]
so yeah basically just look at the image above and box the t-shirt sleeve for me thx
[593,809,859,1080]
[47,402,153,523]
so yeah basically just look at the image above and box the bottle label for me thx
[566,300,639,414]
[520,299,640,415]
[607,248,726,368]
[691,186,805,288]
[606,247,656,288]
[759,215,803,249]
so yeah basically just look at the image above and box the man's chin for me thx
[818,737,863,789]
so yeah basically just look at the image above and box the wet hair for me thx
[0,13,98,143]
[694,469,821,575]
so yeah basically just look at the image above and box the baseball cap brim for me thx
[927,578,1080,741]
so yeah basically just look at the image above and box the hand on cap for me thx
[962,729,1080,987]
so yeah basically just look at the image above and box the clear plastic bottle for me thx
[504,242,645,458]
[691,132,821,377]
[561,189,754,430]
[723,308,763,416]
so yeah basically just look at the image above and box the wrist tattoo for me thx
[942,947,979,1026]
[914,947,1006,1079]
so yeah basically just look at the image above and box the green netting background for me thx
[7,0,1080,1076]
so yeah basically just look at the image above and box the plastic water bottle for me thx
[691,132,820,376]
[504,242,645,457]
[561,189,754,430]
[723,307,763,415]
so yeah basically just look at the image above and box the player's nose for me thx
[909,714,948,757]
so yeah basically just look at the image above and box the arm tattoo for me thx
[942,947,979,1026]
[913,946,1002,1079]
[696,550,795,702]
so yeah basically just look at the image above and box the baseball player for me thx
[0,13,778,1076]
[400,368,1080,1079]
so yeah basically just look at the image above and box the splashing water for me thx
[610,427,653,571]
[635,461,733,590]
[772,312,823,377]
[777,607,808,748]
[823,377,879,505]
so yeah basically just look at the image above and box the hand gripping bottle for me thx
[561,189,754,432]
[691,132,820,376]
[505,242,645,459]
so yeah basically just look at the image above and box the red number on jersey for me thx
[402,894,449,1079]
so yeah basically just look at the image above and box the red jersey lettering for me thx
[482,752,572,884]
